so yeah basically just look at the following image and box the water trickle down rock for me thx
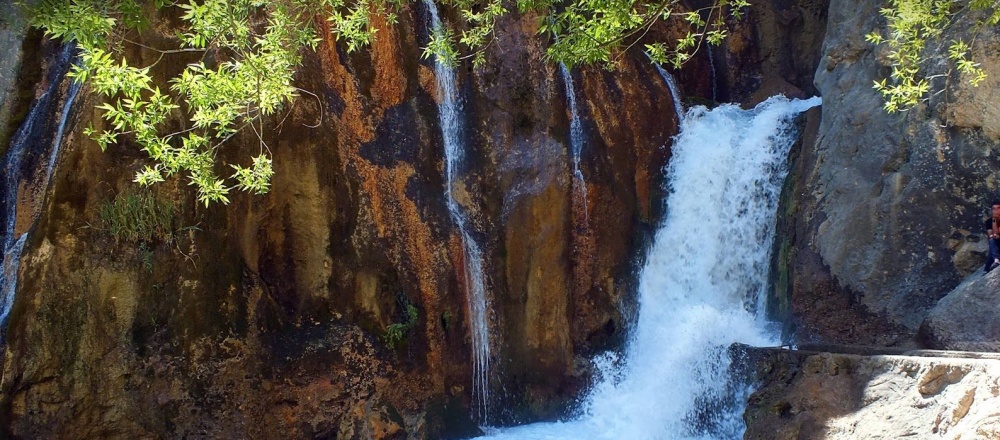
[1,45,78,328]
[423,0,496,424]
[559,64,589,226]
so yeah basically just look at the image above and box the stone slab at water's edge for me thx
[740,344,1000,439]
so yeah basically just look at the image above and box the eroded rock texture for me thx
[0,0,37,157]
[0,4,679,438]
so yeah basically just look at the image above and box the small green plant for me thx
[384,304,418,350]
[98,189,174,243]
[138,241,154,271]
[441,310,452,331]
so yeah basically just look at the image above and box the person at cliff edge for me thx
[986,200,1000,273]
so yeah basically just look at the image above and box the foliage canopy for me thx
[29,0,747,204]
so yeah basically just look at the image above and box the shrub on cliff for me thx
[27,0,746,204]
[866,0,998,113]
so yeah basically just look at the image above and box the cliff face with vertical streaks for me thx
[0,4,680,438]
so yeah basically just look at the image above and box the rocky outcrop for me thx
[0,1,38,157]
[741,345,1000,439]
[782,0,1000,345]
[716,0,829,105]
[0,3,680,438]
[919,269,1000,351]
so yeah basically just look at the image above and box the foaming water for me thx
[423,0,495,423]
[559,64,588,223]
[481,95,820,439]
[1,46,78,328]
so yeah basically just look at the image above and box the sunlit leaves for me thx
[418,0,504,68]
[949,39,986,86]
[31,0,320,204]
[533,0,747,69]
[32,0,751,205]
[645,42,668,64]
[28,0,118,49]
[868,0,994,113]
[135,166,166,186]
[231,154,273,194]
[423,26,459,67]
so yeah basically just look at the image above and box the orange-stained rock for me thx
[0,3,688,437]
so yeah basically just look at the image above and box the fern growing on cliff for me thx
[28,0,746,204]
[866,0,996,113]
[385,304,419,349]
[98,188,174,243]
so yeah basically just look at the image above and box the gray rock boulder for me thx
[920,269,1000,351]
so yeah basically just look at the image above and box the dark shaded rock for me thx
[709,0,829,105]
[0,1,39,157]
[359,102,423,168]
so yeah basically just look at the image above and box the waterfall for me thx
[1,45,78,328]
[559,64,588,223]
[480,95,820,439]
[422,0,495,424]
[706,45,718,101]
[652,64,685,118]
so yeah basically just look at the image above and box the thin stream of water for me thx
[707,45,718,101]
[423,0,495,424]
[559,64,589,224]
[653,63,685,117]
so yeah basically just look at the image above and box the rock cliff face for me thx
[8,0,956,436]
[782,0,1000,345]
[0,4,680,438]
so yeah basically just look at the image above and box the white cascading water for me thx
[423,0,495,423]
[559,64,589,223]
[481,95,821,439]
[706,45,718,101]
[1,46,79,328]
[653,64,685,118]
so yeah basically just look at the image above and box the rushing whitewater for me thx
[481,95,820,439]
[422,0,495,423]
[1,46,78,328]
[559,64,589,223]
